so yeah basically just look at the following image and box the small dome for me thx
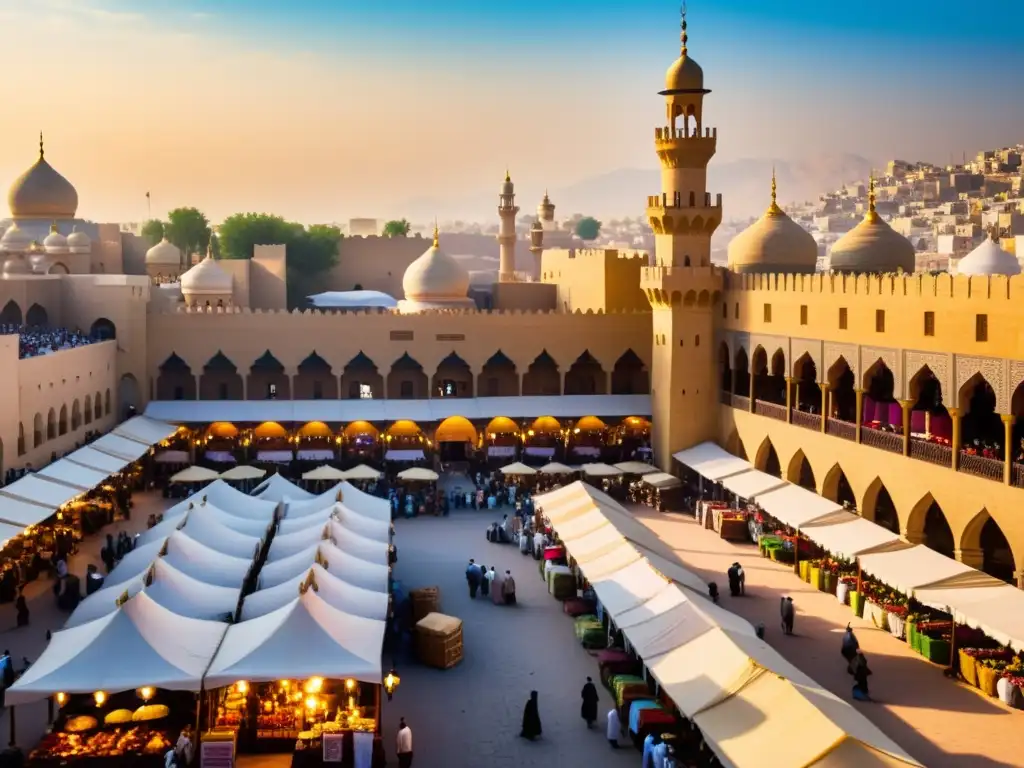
[8,136,79,219]
[728,178,818,274]
[3,254,30,274]
[957,236,1020,276]
[42,224,68,254]
[402,228,469,301]
[501,170,514,196]
[181,253,232,295]
[146,237,182,266]
[664,52,704,92]
[66,226,91,253]
[1,223,32,252]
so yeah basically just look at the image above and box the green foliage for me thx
[165,207,211,256]
[217,213,341,308]
[575,216,602,241]
[382,219,411,237]
[140,219,164,245]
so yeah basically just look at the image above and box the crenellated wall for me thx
[541,248,650,313]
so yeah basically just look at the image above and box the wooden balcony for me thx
[860,427,903,455]
[908,438,951,468]
[754,400,788,422]
[731,394,750,411]
[826,418,856,442]
[791,409,822,432]
[957,452,1004,483]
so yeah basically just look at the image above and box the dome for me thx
[146,237,182,267]
[2,255,29,274]
[537,192,555,222]
[402,227,470,302]
[1,223,32,252]
[8,135,79,219]
[42,224,68,254]
[728,176,818,274]
[664,52,704,92]
[67,226,91,253]
[181,253,232,295]
[957,235,1021,276]
[501,170,514,196]
[829,180,915,274]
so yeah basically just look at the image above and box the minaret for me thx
[528,219,544,276]
[537,190,555,223]
[640,7,725,466]
[497,170,520,282]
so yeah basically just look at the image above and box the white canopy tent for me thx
[338,482,391,521]
[799,515,908,560]
[135,514,188,546]
[341,465,382,481]
[396,467,439,482]
[5,592,228,705]
[0,497,59,528]
[614,461,658,475]
[103,538,171,588]
[36,460,111,491]
[913,585,1024,653]
[539,462,575,475]
[1,475,83,508]
[113,416,180,446]
[642,472,682,489]
[163,531,254,588]
[64,577,146,629]
[580,463,623,478]
[672,441,751,481]
[276,506,334,533]
[332,504,391,543]
[204,589,385,689]
[284,484,344,518]
[754,483,850,529]
[258,542,390,593]
[858,545,1005,598]
[170,466,221,484]
[181,509,263,560]
[196,479,279,520]
[0,521,25,543]
[64,447,131,475]
[719,469,787,500]
[92,433,151,461]
[254,473,315,502]
[189,501,273,538]
[328,521,390,563]
[219,465,268,481]
[500,462,537,476]
[241,564,388,621]
[302,465,348,482]
[266,523,329,561]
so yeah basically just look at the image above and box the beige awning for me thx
[342,465,382,481]
[397,467,439,482]
[220,465,268,481]
[614,461,658,475]
[539,462,575,475]
[302,465,348,481]
[169,466,220,484]
[581,463,623,477]
[642,472,682,489]
[500,462,537,476]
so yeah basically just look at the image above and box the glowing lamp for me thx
[93,691,107,707]
[55,692,67,707]
[304,677,324,694]
[573,427,581,434]
[305,696,318,711]
[527,429,535,437]
[137,687,154,701]
[235,681,249,695]
[383,669,401,701]
[344,679,356,692]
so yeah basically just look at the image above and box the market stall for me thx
[255,473,315,502]
[303,465,348,483]
[341,465,382,482]
[538,462,575,476]
[522,416,562,461]
[178,508,264,560]
[483,416,520,460]
[341,421,379,463]
[190,479,279,520]
[258,542,390,593]
[161,531,255,588]
[169,466,220,484]
[220,465,268,482]
[240,564,388,621]
[295,421,336,463]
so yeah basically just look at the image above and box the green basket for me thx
[849,590,864,618]
[906,621,917,651]
[920,634,950,665]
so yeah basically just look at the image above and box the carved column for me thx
[820,384,829,434]
[854,389,864,443]
[1002,413,1014,485]
[748,370,755,412]
[794,381,801,411]
[949,407,961,471]
[955,547,985,570]
[900,400,912,457]
[785,377,793,423]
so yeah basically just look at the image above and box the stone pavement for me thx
[626,505,1021,768]
[0,491,166,750]
[383,511,639,768]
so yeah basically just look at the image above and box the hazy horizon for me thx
[1,0,1021,224]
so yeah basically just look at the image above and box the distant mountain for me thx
[394,153,873,224]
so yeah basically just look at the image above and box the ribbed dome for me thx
[146,237,182,266]
[728,179,818,274]
[402,228,469,301]
[957,236,1020,276]
[181,254,232,294]
[66,226,91,253]
[42,224,68,254]
[1,223,32,252]
[8,136,79,219]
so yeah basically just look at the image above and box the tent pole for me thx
[375,683,382,735]
[946,606,958,677]
[856,560,862,595]
[8,705,15,747]
[793,528,800,575]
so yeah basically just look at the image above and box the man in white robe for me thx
[606,706,621,749]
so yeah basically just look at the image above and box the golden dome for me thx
[728,173,818,274]
[829,176,915,274]
[402,225,469,301]
[662,11,704,92]
[181,251,232,295]
[8,134,79,220]
[42,223,68,254]
[146,237,182,266]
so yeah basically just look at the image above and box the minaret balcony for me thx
[640,264,723,305]
[654,126,717,168]
[646,192,722,236]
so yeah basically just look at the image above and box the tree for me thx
[217,213,341,308]
[382,219,411,237]
[140,219,164,245]
[165,207,211,257]
[575,216,602,241]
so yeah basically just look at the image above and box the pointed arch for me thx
[294,351,337,400]
[785,449,816,491]
[957,371,999,448]
[822,463,857,509]
[0,300,22,326]
[718,341,732,393]
[610,349,648,395]
[104,388,111,416]
[84,394,93,424]
[522,351,561,396]
[733,347,750,397]
[199,351,243,400]
[827,356,856,421]
[118,374,140,416]
[58,404,67,435]
[89,317,116,340]
[753,437,781,478]
[25,303,48,327]
[905,493,954,558]
[341,351,383,400]
[432,352,473,398]
[860,477,899,533]
[157,353,195,400]
[792,352,821,413]
[723,429,746,461]
[961,509,1016,584]
[565,350,607,395]
[387,353,427,399]
[46,408,56,440]
[17,423,25,456]
[478,350,518,397]
[33,412,44,447]
[71,400,81,431]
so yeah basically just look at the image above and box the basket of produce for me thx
[414,612,463,669]
[562,597,595,617]
[549,570,576,600]
[410,586,441,623]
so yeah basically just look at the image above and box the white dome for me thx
[957,237,1020,276]
[42,225,68,254]
[146,237,182,266]
[181,255,232,295]
[1,223,32,252]
[402,229,469,301]
[67,226,91,253]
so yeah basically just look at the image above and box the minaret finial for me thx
[432,219,439,248]
[39,132,44,159]
[866,170,878,221]
[680,2,688,54]
[767,167,781,216]
[50,220,58,234]
[505,168,511,183]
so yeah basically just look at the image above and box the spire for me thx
[505,169,511,183]
[39,131,44,160]
[432,220,439,248]
[766,167,782,216]
[50,221,58,234]
[206,240,214,260]
[680,2,688,55]
[866,171,879,222]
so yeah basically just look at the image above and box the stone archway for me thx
[341,352,383,400]
[118,374,141,417]
[0,300,22,326]
[247,351,290,400]
[860,477,899,533]
[786,449,816,491]
[432,353,473,398]
[294,352,337,400]
[564,351,607,395]
[724,429,746,461]
[522,351,561,396]
[906,494,954,558]
[754,437,781,478]
[610,349,648,394]
[90,317,116,340]
[387,353,427,399]
[478,351,518,397]
[26,303,48,327]
[960,509,1016,583]
[156,353,196,400]
[200,352,243,400]
[822,463,857,510]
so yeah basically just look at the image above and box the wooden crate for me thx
[415,613,464,669]
[410,586,442,623]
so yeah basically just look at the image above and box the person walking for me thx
[480,565,491,598]
[502,570,517,606]
[396,717,413,767]
[520,691,542,740]
[841,624,859,666]
[580,677,599,728]
[851,650,872,701]
[606,705,621,748]
[15,588,29,627]
[780,596,795,635]
[465,559,481,599]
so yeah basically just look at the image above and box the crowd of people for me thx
[0,324,98,359]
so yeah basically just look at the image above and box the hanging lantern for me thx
[383,669,401,701]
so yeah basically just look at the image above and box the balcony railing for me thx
[826,418,856,441]
[1013,463,1024,489]
[909,438,951,467]
[791,409,822,431]
[720,390,732,406]
[958,452,1004,482]
[754,400,788,422]
[731,394,750,411]
[861,427,903,455]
